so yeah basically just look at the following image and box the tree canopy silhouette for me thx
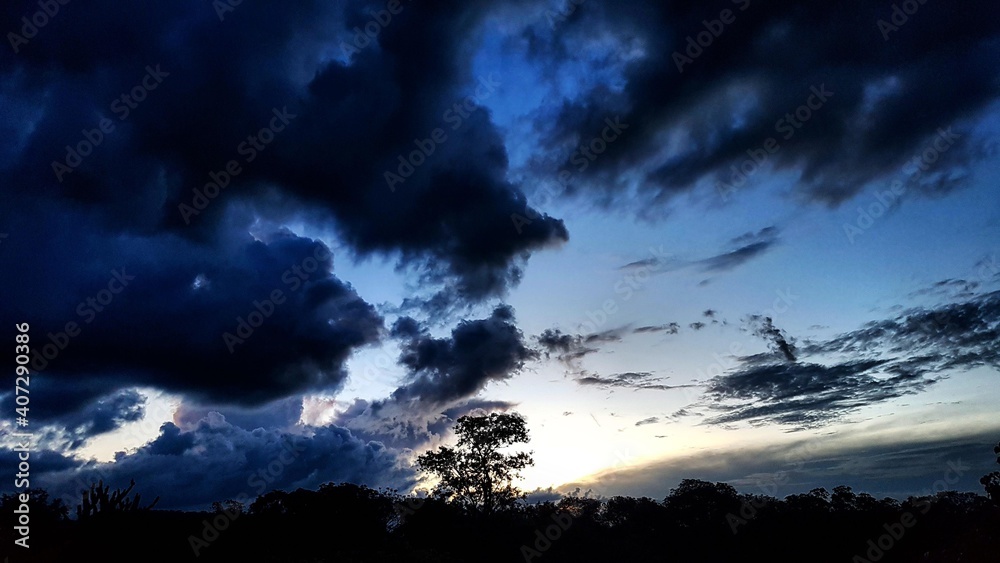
[4,472,1000,561]
[980,440,1000,504]
[416,411,533,514]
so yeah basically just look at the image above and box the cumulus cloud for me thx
[337,306,533,449]
[0,0,568,367]
[28,389,147,451]
[0,0,581,503]
[0,229,382,407]
[10,413,415,511]
[389,305,537,405]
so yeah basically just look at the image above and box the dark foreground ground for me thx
[3,480,999,562]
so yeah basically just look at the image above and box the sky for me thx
[0,0,998,511]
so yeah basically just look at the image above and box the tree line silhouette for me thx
[1,415,998,562]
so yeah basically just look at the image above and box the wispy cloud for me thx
[633,323,680,334]
[698,227,780,273]
[616,227,780,277]
[577,372,695,392]
[697,290,1000,428]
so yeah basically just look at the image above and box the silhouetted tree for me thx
[211,499,245,518]
[981,440,1000,504]
[76,479,159,520]
[1,488,69,522]
[603,495,663,529]
[416,412,533,514]
[831,485,857,512]
[982,472,1000,503]
[8,461,1000,562]
[664,479,742,529]
[557,491,603,522]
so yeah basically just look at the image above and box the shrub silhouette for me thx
[76,479,159,520]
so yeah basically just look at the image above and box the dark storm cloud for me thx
[389,316,425,339]
[145,422,195,456]
[334,396,519,452]
[173,397,306,432]
[394,398,519,449]
[0,2,580,461]
[337,306,531,448]
[10,413,415,510]
[58,390,146,449]
[15,389,148,451]
[1,380,126,428]
[285,3,569,307]
[0,229,383,407]
[525,0,1000,210]
[390,305,537,405]
[0,446,78,479]
[0,0,567,355]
